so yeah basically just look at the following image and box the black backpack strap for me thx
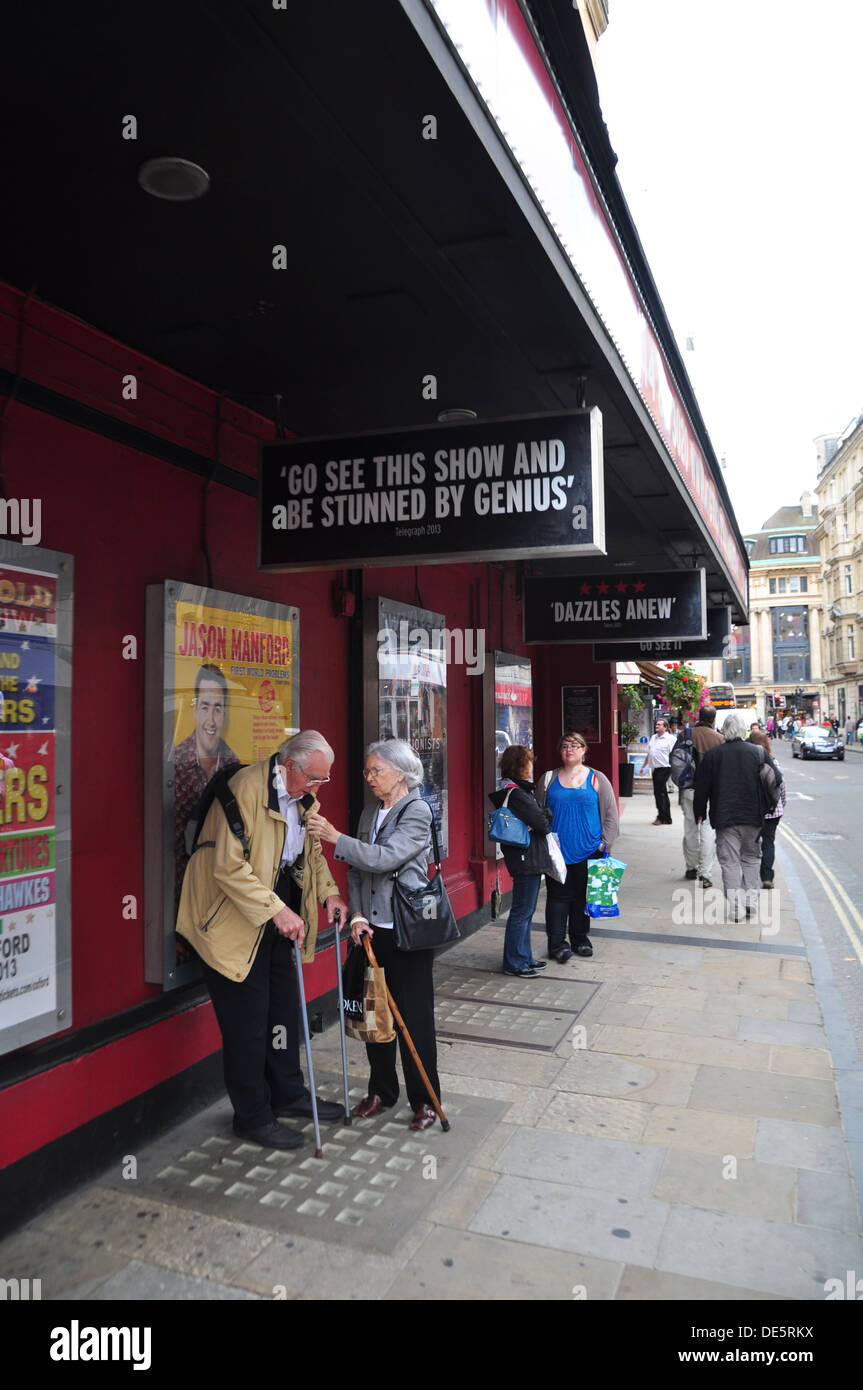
[215,781,250,858]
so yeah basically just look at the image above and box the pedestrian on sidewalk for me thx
[488,745,553,978]
[639,717,677,825]
[678,704,723,887]
[845,715,854,745]
[750,727,786,887]
[692,712,782,922]
[307,738,442,1133]
[535,732,619,961]
[176,731,348,1151]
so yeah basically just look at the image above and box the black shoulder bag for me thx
[391,809,460,951]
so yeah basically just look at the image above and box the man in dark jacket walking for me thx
[679,705,723,887]
[488,745,553,977]
[693,711,782,922]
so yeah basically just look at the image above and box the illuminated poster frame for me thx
[363,596,448,857]
[145,581,299,990]
[0,542,73,1058]
[482,651,533,858]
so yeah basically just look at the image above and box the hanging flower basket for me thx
[660,662,707,723]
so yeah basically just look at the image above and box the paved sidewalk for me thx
[2,788,862,1301]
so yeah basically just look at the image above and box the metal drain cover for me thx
[433,966,598,1050]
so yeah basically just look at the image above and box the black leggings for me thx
[545,855,602,949]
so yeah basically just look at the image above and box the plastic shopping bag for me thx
[585,851,627,918]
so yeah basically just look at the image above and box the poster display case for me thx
[145,581,299,989]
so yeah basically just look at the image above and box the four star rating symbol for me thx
[576,577,649,594]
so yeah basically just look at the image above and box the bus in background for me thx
[708,683,736,709]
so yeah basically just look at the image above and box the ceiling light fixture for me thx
[436,408,478,424]
[137,157,210,202]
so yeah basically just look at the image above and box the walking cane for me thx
[293,935,323,1158]
[332,909,351,1124]
[361,935,450,1132]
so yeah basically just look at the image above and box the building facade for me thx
[711,497,822,720]
[814,414,863,726]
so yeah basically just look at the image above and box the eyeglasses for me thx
[363,766,391,780]
[290,759,331,785]
[560,741,585,751]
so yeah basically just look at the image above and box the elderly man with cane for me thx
[177,730,349,1150]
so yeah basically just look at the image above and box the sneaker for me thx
[685,868,698,880]
[529,959,548,969]
[761,880,774,889]
[700,876,712,888]
[503,966,539,978]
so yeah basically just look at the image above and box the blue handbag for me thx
[487,785,530,846]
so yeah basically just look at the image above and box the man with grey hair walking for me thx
[177,730,349,1149]
[692,712,781,922]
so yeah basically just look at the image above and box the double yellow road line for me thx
[779,821,863,966]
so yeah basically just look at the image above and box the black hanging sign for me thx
[592,606,732,662]
[258,410,604,571]
[524,569,707,644]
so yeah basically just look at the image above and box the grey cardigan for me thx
[535,767,620,851]
[333,788,433,927]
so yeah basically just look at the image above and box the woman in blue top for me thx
[536,731,620,961]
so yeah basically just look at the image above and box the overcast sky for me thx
[595,0,863,537]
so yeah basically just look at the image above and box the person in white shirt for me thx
[639,718,678,825]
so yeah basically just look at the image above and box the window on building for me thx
[789,576,799,593]
[846,566,853,595]
[843,513,849,540]
[771,606,810,684]
[800,576,808,593]
[849,627,856,661]
[769,578,775,594]
[768,535,807,554]
[723,625,750,684]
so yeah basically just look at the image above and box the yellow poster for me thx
[171,600,297,909]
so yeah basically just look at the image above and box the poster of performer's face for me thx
[145,582,299,989]
[375,597,448,857]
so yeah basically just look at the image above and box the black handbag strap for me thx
[382,796,439,875]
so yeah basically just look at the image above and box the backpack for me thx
[755,746,782,812]
[184,762,248,859]
[669,726,696,789]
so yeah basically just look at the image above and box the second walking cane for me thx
[294,937,323,1157]
[332,909,351,1124]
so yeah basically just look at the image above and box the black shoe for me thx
[233,1121,304,1150]
[700,876,712,888]
[685,868,698,880]
[503,966,540,978]
[552,947,572,963]
[529,959,548,969]
[574,940,593,958]
[274,1091,345,1123]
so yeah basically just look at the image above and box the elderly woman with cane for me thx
[306,739,442,1132]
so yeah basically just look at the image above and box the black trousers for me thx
[200,872,305,1131]
[760,817,778,882]
[652,767,672,823]
[546,855,601,949]
[365,926,440,1113]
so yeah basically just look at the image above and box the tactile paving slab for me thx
[105,1075,505,1254]
[432,965,598,1051]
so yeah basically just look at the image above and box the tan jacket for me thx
[176,755,338,980]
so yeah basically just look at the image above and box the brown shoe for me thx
[409,1103,436,1132]
[652,818,663,826]
[352,1093,388,1119]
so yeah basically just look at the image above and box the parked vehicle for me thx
[791,726,844,761]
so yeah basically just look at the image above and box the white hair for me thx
[722,712,750,743]
[366,738,423,789]
[278,729,334,766]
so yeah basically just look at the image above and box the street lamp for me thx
[793,686,803,717]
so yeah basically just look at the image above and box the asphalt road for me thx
[771,736,863,1058]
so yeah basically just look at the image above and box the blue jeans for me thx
[503,874,542,971]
